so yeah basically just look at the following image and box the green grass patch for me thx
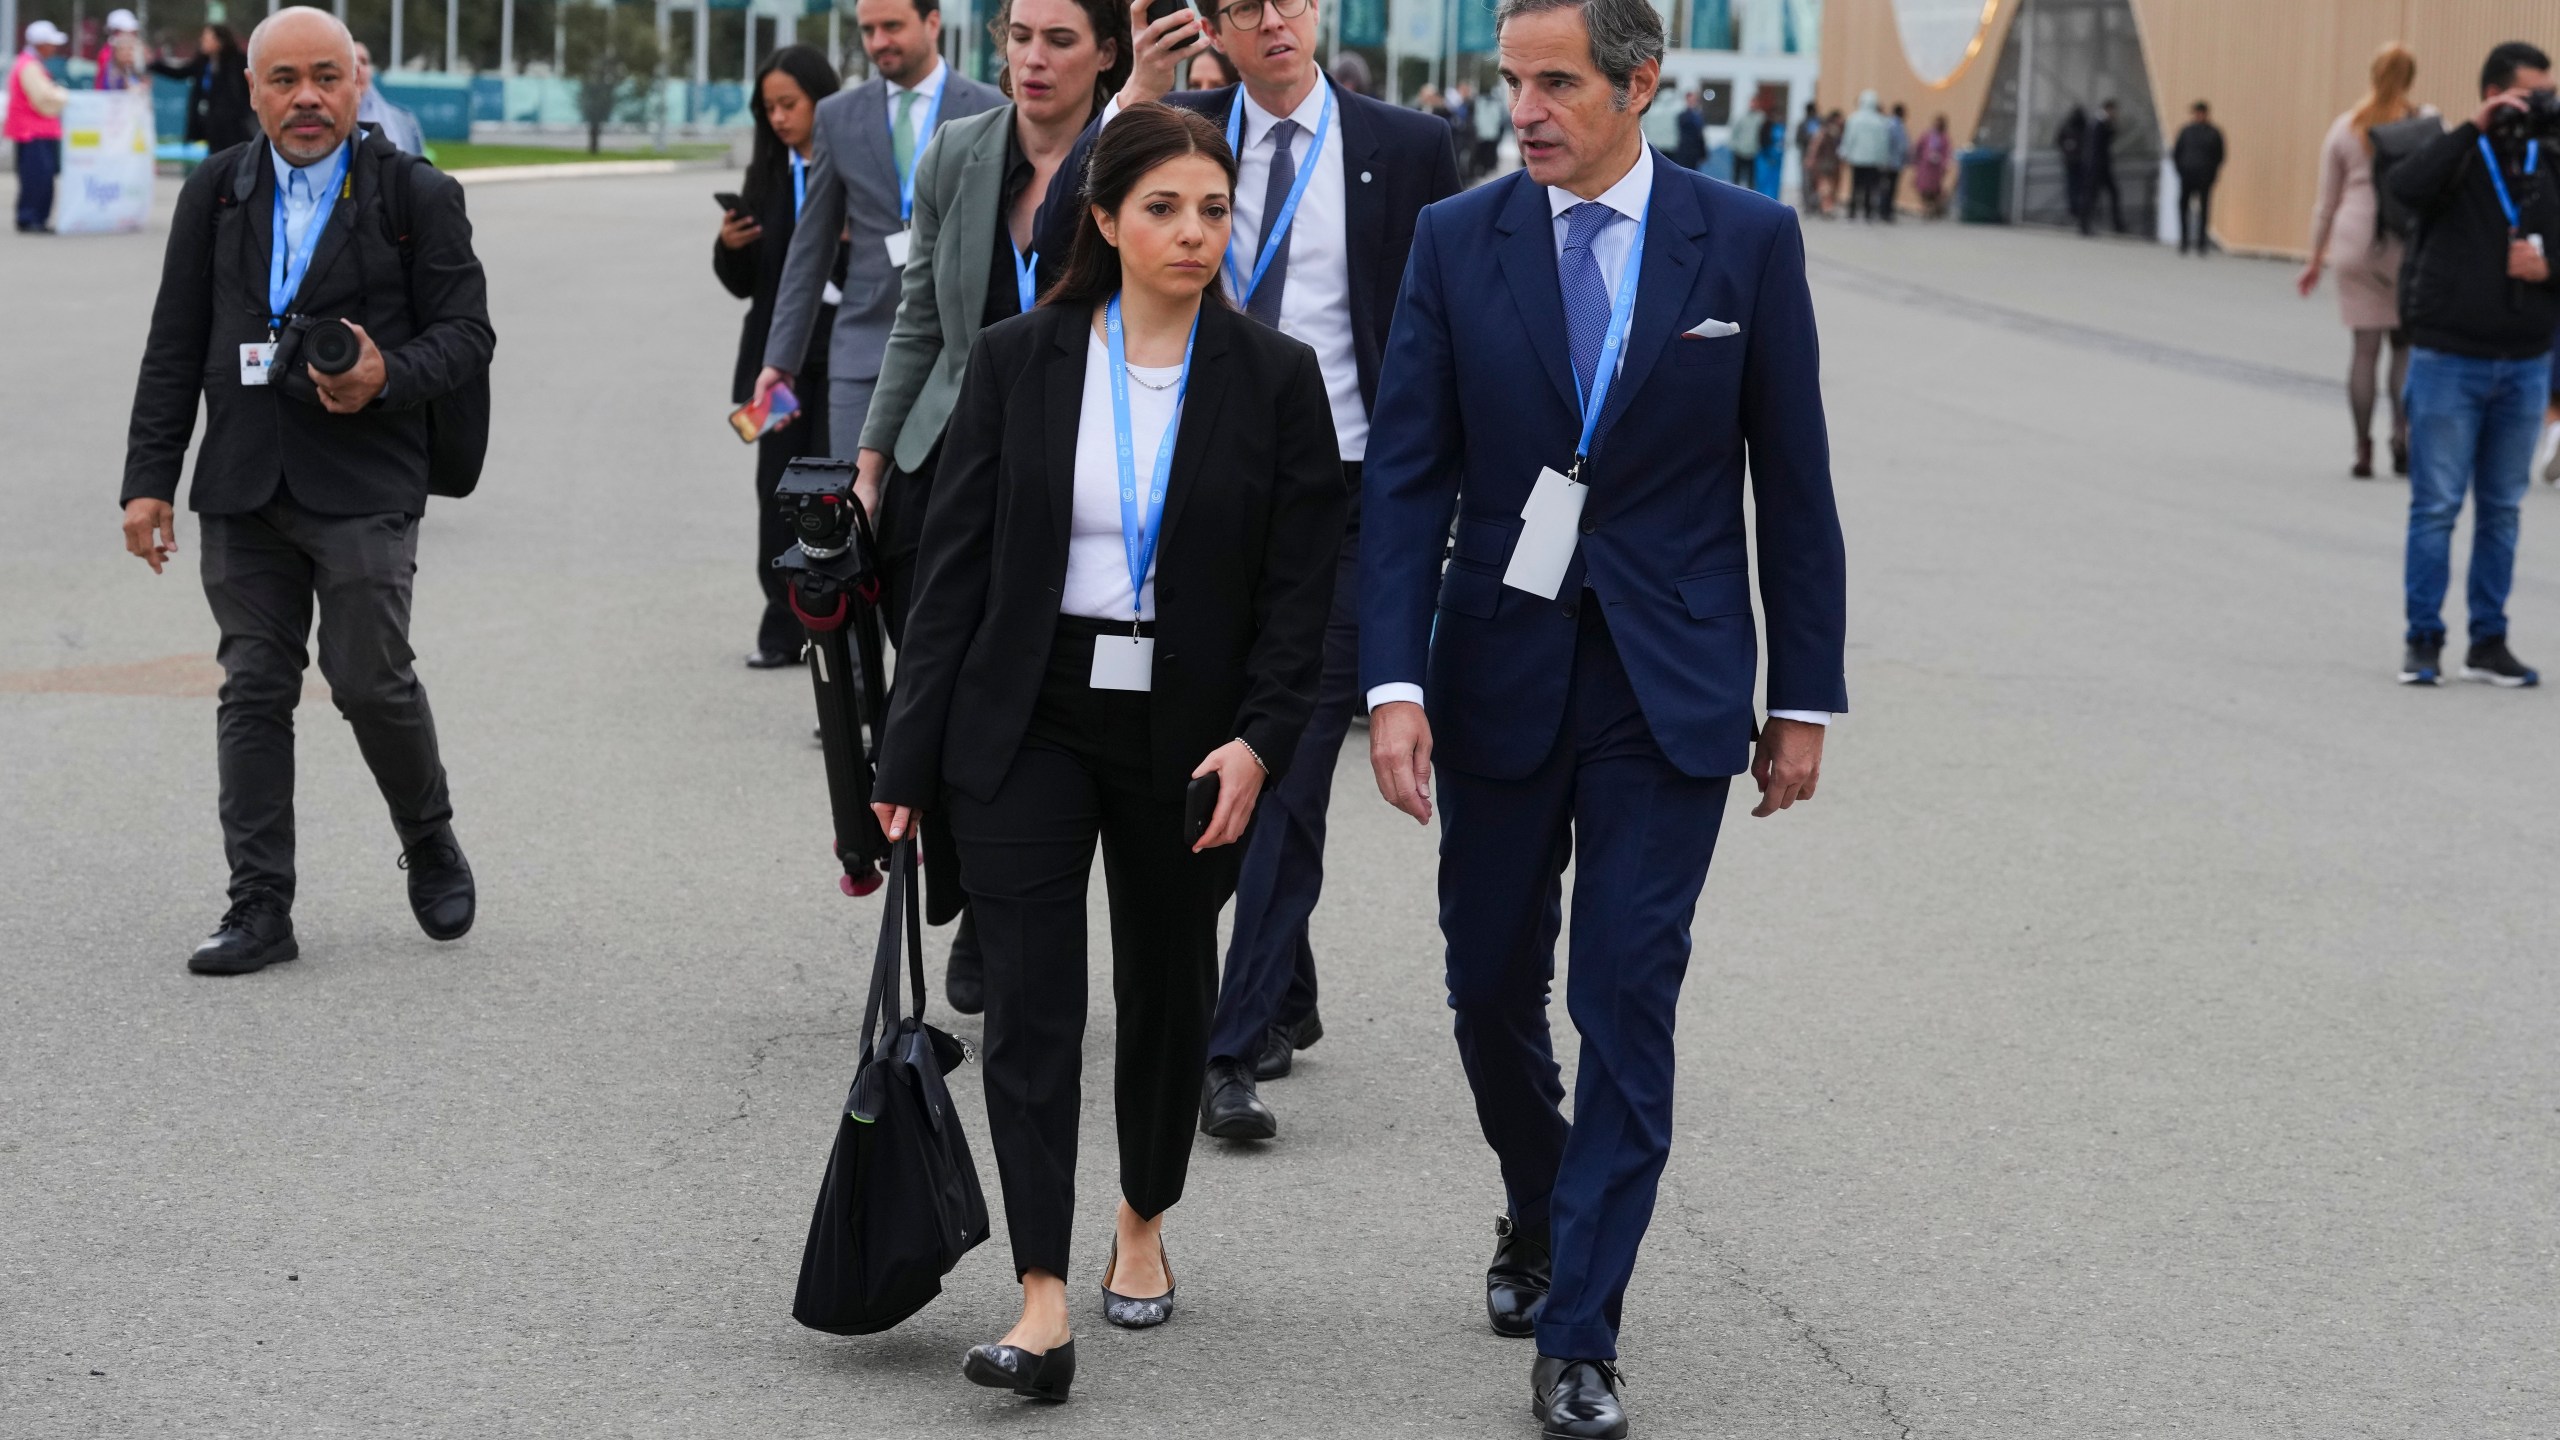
[427,141,731,170]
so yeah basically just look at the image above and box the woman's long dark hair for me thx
[209,24,245,71]
[1042,101,1236,309]
[987,0,1132,116]
[741,45,842,215]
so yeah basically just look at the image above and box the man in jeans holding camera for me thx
[119,8,495,975]
[2388,41,2559,688]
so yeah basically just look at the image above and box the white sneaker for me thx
[2536,420,2560,486]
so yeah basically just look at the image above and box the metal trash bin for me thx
[1957,148,2009,223]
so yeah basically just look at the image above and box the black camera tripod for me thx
[772,459,892,897]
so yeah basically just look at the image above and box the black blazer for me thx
[713,168,844,404]
[873,301,1346,809]
[1043,83,1462,418]
[149,53,256,151]
[121,132,497,517]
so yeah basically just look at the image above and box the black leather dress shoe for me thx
[1199,1058,1277,1140]
[744,647,804,669]
[1251,1007,1325,1080]
[945,913,984,1015]
[961,1339,1074,1401]
[399,830,476,942]
[1100,1239,1176,1328]
[188,893,298,976]
[1532,1355,1628,1439]
[1487,1214,1552,1338]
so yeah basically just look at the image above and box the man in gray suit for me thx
[752,0,1003,453]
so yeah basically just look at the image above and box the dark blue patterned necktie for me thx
[1247,118,1299,327]
[1559,201,1616,404]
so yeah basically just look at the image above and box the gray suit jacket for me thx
[861,105,1015,471]
[763,66,1004,385]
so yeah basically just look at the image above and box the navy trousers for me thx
[1207,473,1361,1064]
[15,137,59,231]
[1437,599,1730,1362]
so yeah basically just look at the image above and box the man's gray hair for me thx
[1494,0,1664,108]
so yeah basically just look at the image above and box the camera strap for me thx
[268,142,353,337]
[2479,135,2540,232]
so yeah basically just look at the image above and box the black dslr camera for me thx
[2489,87,2560,146]
[272,315,361,377]
[771,458,893,896]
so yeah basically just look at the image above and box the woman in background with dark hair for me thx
[869,102,1342,1403]
[151,24,253,153]
[714,44,843,668]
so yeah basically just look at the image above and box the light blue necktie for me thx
[1559,202,1616,402]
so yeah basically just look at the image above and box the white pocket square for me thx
[1683,318,1741,339]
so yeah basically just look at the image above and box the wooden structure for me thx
[1818,0,2559,255]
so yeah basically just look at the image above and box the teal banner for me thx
[1455,0,1495,53]
[1337,0,1385,49]
[1687,0,1730,49]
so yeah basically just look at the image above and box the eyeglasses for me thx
[1213,0,1312,31]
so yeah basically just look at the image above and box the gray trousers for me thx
[827,374,876,463]
[199,491,454,906]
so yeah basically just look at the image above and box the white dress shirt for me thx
[1365,149,1830,729]
[1063,330,1181,622]
[1101,80,1366,459]
[886,56,948,166]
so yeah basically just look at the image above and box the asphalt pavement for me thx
[2,174,2554,1440]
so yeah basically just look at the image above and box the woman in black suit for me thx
[149,25,253,153]
[714,44,842,668]
[869,103,1343,1402]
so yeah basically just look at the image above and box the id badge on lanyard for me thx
[1501,201,1650,601]
[1090,295,1199,691]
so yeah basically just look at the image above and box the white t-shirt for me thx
[1064,330,1184,622]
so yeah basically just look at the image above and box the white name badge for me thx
[821,280,844,307]
[239,341,276,387]
[1501,466,1588,600]
[1089,634,1155,691]
[883,228,913,268]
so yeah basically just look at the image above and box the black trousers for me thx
[1207,469,1360,1062]
[2178,174,2214,250]
[1848,164,1883,220]
[199,490,454,906]
[752,378,831,656]
[2081,167,2123,234]
[1881,166,1902,221]
[944,617,1239,1280]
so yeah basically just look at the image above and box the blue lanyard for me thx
[891,77,946,223]
[1012,245,1039,314]
[1571,198,1650,475]
[1222,83,1333,307]
[1103,294,1198,619]
[268,145,351,333]
[2480,135,2540,230]
[790,151,807,220]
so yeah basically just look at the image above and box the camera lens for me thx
[305,319,359,376]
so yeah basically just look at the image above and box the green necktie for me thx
[893,90,918,178]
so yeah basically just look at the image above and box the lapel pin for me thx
[1360,171,1373,183]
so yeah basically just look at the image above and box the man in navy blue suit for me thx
[1065,0,1463,1140]
[1360,0,1846,1431]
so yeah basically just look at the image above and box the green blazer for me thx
[862,105,1023,473]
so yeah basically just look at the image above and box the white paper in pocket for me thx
[1683,317,1741,339]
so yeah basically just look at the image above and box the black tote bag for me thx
[792,837,990,1335]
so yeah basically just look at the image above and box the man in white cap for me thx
[8,20,70,232]
[97,10,150,90]
[351,40,424,156]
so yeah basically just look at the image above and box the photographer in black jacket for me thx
[119,6,496,976]
[2386,41,2559,689]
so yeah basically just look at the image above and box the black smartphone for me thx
[714,190,744,214]
[1144,0,1199,29]
[1185,773,1220,844]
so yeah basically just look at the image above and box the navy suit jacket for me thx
[1360,151,1848,781]
[1043,82,1461,417]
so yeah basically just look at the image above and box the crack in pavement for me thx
[1677,1214,1918,1439]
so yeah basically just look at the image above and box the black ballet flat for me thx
[961,1339,1075,1402]
[1100,1239,1176,1329]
